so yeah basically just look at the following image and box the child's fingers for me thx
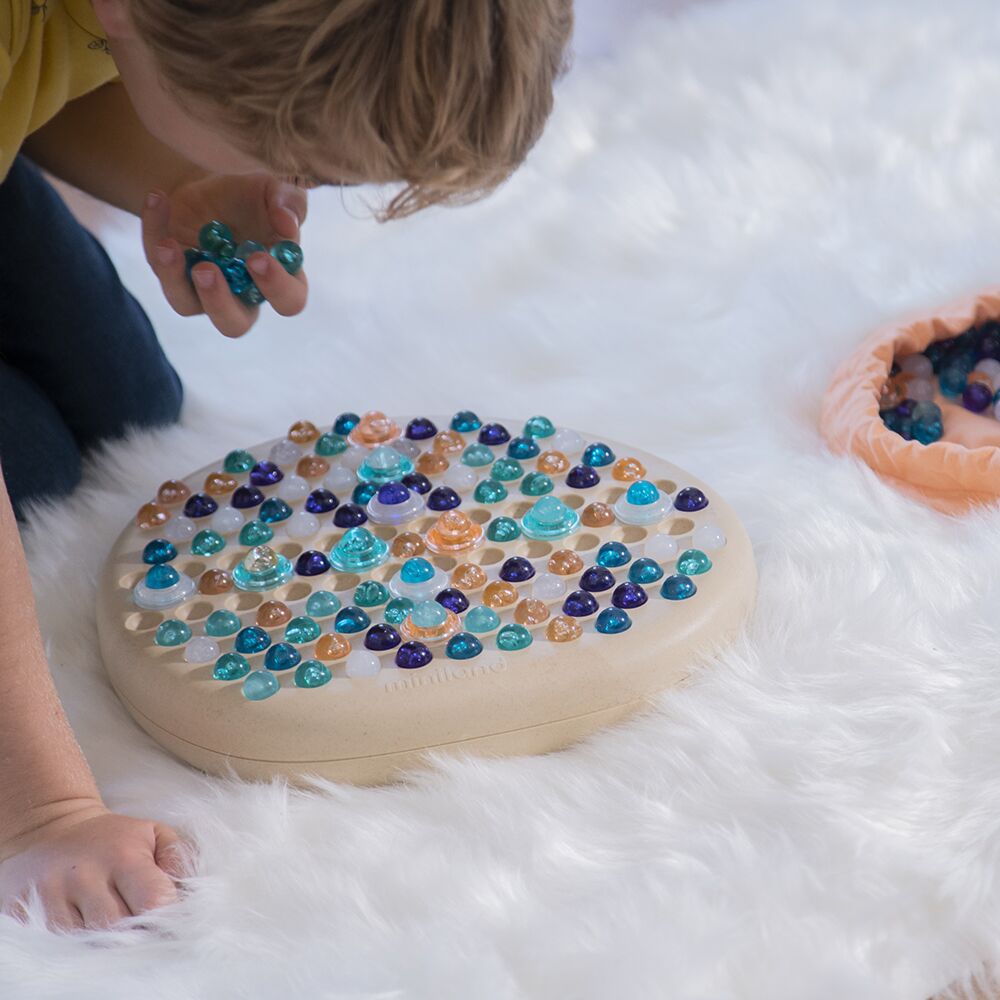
[265,178,308,241]
[141,191,203,318]
[245,253,308,317]
[190,263,258,338]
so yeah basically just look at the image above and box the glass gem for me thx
[401,558,436,584]
[629,558,664,585]
[521,496,581,540]
[183,493,218,519]
[375,482,409,506]
[520,472,553,497]
[295,660,332,688]
[184,637,220,663]
[259,498,292,524]
[596,608,632,634]
[306,591,341,618]
[497,624,533,652]
[394,435,425,458]
[580,567,615,592]
[143,539,177,565]
[328,526,389,572]
[364,624,401,651]
[674,487,709,512]
[155,619,191,647]
[537,451,570,474]
[582,443,615,467]
[235,626,271,654]
[286,511,321,541]
[677,549,712,575]
[550,428,585,455]
[424,510,484,554]
[582,502,615,528]
[611,582,648,610]
[353,483,378,505]
[223,449,255,474]
[242,670,280,701]
[692,524,727,551]
[436,588,471,614]
[646,534,680,562]
[462,443,494,467]
[396,642,433,669]
[440,466,477,496]
[384,597,416,625]
[612,457,646,482]
[356,446,414,485]
[446,632,483,660]
[191,530,225,556]
[355,580,390,607]
[156,480,191,505]
[297,455,330,479]
[204,472,238,496]
[265,642,301,671]
[491,457,524,482]
[146,564,179,590]
[256,601,292,628]
[239,520,274,546]
[487,517,521,543]
[288,420,320,444]
[392,532,426,558]
[507,436,540,461]
[198,219,234,253]
[270,240,304,275]
[626,481,659,506]
[211,506,244,535]
[249,461,284,487]
[533,573,568,602]
[452,564,488,590]
[406,417,438,440]
[316,633,351,660]
[333,503,368,528]
[151,513,190,543]
[597,541,631,568]
[334,606,371,634]
[499,556,536,583]
[660,574,698,600]
[306,488,339,514]
[214,652,251,681]
[206,610,241,636]
[548,550,585,576]
[233,545,294,592]
[232,485,265,509]
[523,415,556,438]
[284,616,322,644]
[428,486,462,511]
[417,452,450,475]
[566,465,600,489]
[911,401,943,445]
[349,411,400,448]
[316,432,348,457]
[464,605,501,633]
[451,411,481,432]
[562,590,599,617]
[513,598,550,626]
[345,650,381,678]
[963,381,993,412]
[482,581,518,609]
[546,616,582,643]
[277,474,309,500]
[333,413,361,436]
[939,367,968,397]
[478,423,510,446]
[199,569,233,595]
[402,473,433,495]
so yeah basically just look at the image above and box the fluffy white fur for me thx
[6,0,1000,995]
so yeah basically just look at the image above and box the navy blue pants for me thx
[0,156,183,519]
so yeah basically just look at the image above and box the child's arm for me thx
[0,470,184,929]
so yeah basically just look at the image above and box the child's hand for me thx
[141,174,309,339]
[0,800,189,932]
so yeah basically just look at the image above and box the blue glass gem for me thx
[523,415,556,439]
[184,247,213,278]
[580,567,615,592]
[334,606,371,634]
[306,590,341,618]
[473,479,508,504]
[446,632,483,660]
[520,472,554,496]
[562,590,599,617]
[205,609,242,637]
[520,496,580,540]
[356,446,414,485]
[232,485,265,509]
[237,279,265,308]
[626,480,659,506]
[191,530,225,556]
[676,549,712,575]
[451,410,481,432]
[384,597,415,625]
[491,457,525,482]
[242,669,280,701]
[305,488,339,513]
[294,660,332,688]
[596,542,631,568]
[183,493,218,518]
[401,557,435,584]
[911,401,943,445]
[406,417,438,440]
[496,624,533,651]
[295,550,330,576]
[499,556,536,583]
[145,564,179,590]
[436,588,470,614]
[612,582,648,610]
[221,255,257,297]
[427,486,461,511]
[239,520,273,546]
[315,432,348,456]
[582,442,615,467]
[354,580,390,607]
[674,487,708,512]
[376,482,410,506]
[249,461,284,487]
[270,240,304,275]
[333,412,361,436]
[364,624,401,652]
[259,497,293,523]
[264,642,301,671]
[402,473,432,495]
[352,483,379,505]
[595,608,632,635]
[566,465,600,489]
[155,619,191,647]
[507,436,540,460]
[939,367,968,397]
[142,539,177,565]
[214,652,251,681]
[478,423,510,446]
[198,220,234,254]
[235,239,266,259]
[395,641,433,669]
[629,558,664,585]
[660,574,698,601]
[411,601,449,629]
[963,381,993,412]
[462,443,494,467]
[487,516,521,543]
[224,449,255,474]
[333,503,368,528]
[464,605,501,633]
[328,526,389,572]
[235,626,271,654]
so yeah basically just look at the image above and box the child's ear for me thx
[91,0,135,39]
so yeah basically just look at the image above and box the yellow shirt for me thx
[0,0,118,180]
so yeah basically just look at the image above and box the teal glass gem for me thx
[239,520,274,546]
[486,516,521,543]
[626,480,660,506]
[235,625,271,654]
[451,410,481,432]
[595,608,632,634]
[294,659,332,688]
[235,239,266,259]
[628,558,664,585]
[596,541,631,568]
[401,557,435,584]
[333,413,360,436]
[507,437,540,460]
[473,479,508,504]
[446,632,483,660]
[270,240,304,275]
[224,449,255,474]
[214,652,251,681]
[520,472,554,497]
[520,496,580,540]
[491,457,524,482]
[462,443,494,468]
[191,529,226,556]
[205,609,242,637]
[352,482,378,505]
[523,416,555,439]
[354,580,390,607]
[259,497,293,523]
[384,597,415,625]
[265,642,301,671]
[154,619,191,647]
[356,445,414,484]
[464,605,501,633]
[676,549,713,575]
[146,564,180,590]
[410,600,448,629]
[284,615,322,644]
[660,574,697,601]
[315,432,348,457]
[334,606,371,633]
[233,545,294,591]
[198,219,235,255]
[328,526,389,572]
[582,442,615,467]
[305,590,341,618]
[496,624,533,651]
[242,669,280,701]
[142,539,177,565]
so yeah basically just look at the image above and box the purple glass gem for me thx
[249,460,284,487]
[962,381,993,413]
[499,556,536,583]
[402,472,432,495]
[232,484,265,509]
[333,502,368,528]
[435,588,470,614]
[562,590,599,617]
[364,623,401,652]
[612,581,648,610]
[580,566,615,592]
[566,465,600,489]
[295,550,330,576]
[406,417,438,441]
[183,492,218,518]
[478,423,511,446]
[895,398,916,418]
[377,481,410,505]
[674,486,708,512]
[395,641,433,669]
[305,488,339,514]
[427,486,461,511]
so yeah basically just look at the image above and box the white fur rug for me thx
[7,0,1000,996]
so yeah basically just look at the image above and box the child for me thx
[0,0,573,931]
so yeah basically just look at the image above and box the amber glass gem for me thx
[451,563,488,590]
[417,452,449,475]
[349,410,400,447]
[288,420,320,444]
[392,532,427,558]
[136,502,170,530]
[514,598,550,626]
[199,569,233,595]
[296,455,330,479]
[156,480,191,505]
[612,457,646,482]
[483,581,518,608]
[204,472,238,495]
[548,549,584,575]
[536,450,570,474]
[424,510,484,554]
[316,634,351,660]
[581,502,615,528]
[433,430,465,455]
[546,616,583,643]
[256,601,292,628]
